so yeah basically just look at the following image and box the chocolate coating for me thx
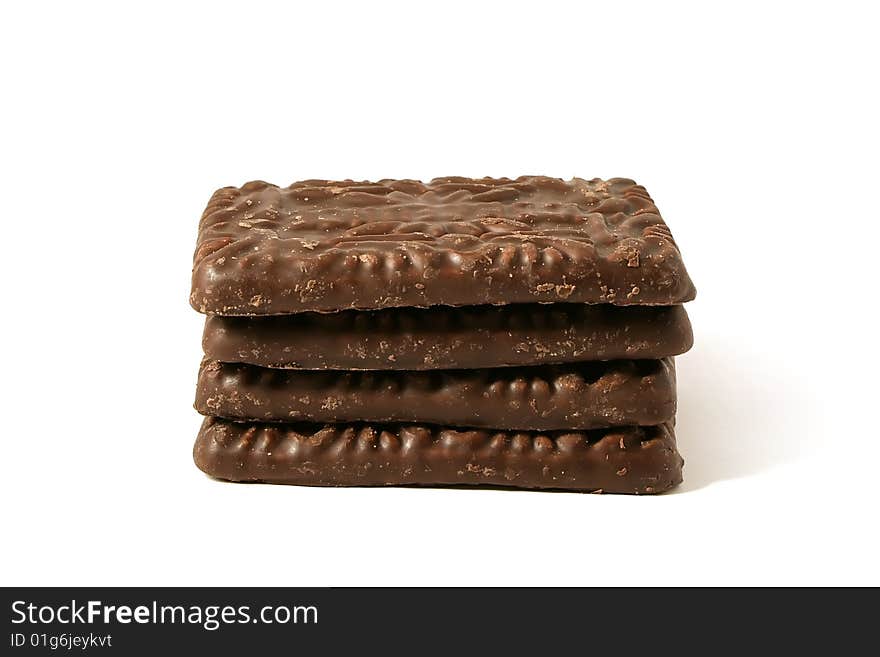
[190,176,695,315]
[194,418,683,494]
[195,358,676,430]
[203,304,693,370]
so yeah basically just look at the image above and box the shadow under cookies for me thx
[672,333,815,493]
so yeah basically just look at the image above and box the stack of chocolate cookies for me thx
[190,176,695,493]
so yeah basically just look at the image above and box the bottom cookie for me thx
[194,417,683,494]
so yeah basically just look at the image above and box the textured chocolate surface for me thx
[191,176,695,315]
[194,417,682,494]
[203,304,693,370]
[196,358,675,430]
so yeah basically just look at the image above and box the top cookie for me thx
[190,176,695,315]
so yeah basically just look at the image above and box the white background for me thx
[1,1,878,586]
